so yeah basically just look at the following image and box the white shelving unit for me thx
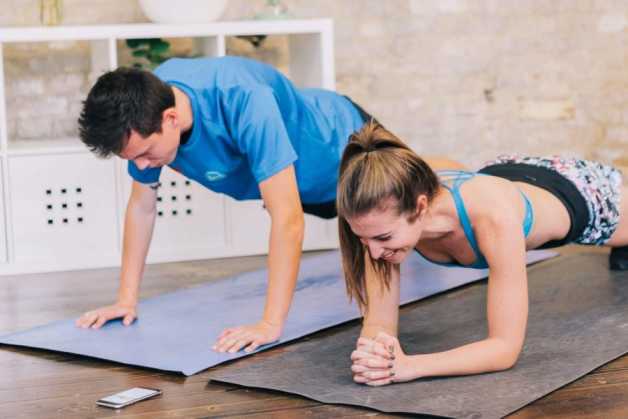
[0,19,337,275]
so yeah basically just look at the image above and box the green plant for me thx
[126,35,268,70]
[126,38,171,69]
[236,35,268,48]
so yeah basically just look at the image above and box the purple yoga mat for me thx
[0,250,556,375]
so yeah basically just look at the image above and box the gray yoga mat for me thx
[0,250,554,376]
[208,253,628,418]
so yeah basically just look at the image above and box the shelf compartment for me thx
[116,35,225,69]
[224,31,333,89]
[226,34,290,79]
[3,39,115,153]
[8,153,120,267]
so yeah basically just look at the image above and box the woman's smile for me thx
[382,247,409,262]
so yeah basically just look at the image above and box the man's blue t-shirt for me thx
[128,56,365,203]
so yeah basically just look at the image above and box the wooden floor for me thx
[1,246,627,418]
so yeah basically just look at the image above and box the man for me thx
[76,56,463,354]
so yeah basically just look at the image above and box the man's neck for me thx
[172,86,194,133]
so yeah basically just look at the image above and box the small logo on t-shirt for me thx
[205,171,226,182]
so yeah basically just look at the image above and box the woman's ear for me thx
[407,195,428,223]
[415,194,429,219]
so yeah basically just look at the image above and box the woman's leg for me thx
[607,185,628,247]
[608,185,628,270]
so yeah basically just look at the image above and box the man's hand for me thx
[75,303,137,329]
[213,320,282,353]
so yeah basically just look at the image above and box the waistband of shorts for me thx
[478,163,589,248]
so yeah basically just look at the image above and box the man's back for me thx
[130,56,365,203]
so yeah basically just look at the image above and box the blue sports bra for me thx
[415,170,534,269]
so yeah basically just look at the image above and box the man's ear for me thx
[162,107,178,128]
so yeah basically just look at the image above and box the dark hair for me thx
[78,67,175,157]
[337,121,439,309]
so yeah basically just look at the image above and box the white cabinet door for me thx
[226,198,270,255]
[119,166,229,263]
[226,198,338,256]
[302,214,338,251]
[8,153,119,268]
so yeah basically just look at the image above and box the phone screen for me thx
[97,387,161,408]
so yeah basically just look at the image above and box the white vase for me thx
[139,0,228,24]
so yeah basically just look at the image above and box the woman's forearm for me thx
[403,337,521,379]
[360,322,397,339]
[360,263,401,339]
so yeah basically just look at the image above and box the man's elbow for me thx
[293,212,305,242]
[280,208,305,242]
[127,196,156,217]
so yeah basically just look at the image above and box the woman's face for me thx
[346,199,426,265]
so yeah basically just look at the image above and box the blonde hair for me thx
[337,121,439,309]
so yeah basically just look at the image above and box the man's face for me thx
[119,112,181,170]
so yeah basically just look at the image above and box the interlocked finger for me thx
[353,357,394,369]
[374,332,397,353]
[362,369,395,381]
[357,338,392,359]
[365,377,393,387]
[353,374,369,384]
[350,349,383,362]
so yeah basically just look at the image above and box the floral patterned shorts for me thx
[481,155,623,245]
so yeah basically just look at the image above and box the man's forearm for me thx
[117,202,157,304]
[262,215,304,326]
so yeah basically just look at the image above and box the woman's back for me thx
[416,172,572,267]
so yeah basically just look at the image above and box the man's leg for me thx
[302,201,336,219]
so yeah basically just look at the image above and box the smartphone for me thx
[96,387,162,409]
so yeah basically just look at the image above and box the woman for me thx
[336,122,628,386]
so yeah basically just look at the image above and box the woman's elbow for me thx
[492,340,523,371]
[496,352,520,371]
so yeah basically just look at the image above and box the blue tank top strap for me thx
[437,171,487,268]
[437,170,475,188]
[450,189,486,267]
[522,192,534,236]
[425,170,534,270]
